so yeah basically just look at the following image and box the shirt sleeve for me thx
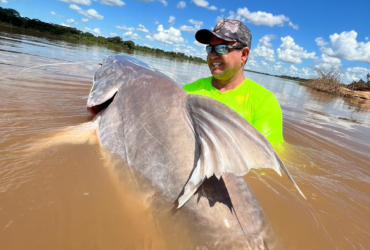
[252,94,284,144]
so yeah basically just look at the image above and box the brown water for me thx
[1,26,370,250]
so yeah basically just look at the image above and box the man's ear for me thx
[241,47,250,64]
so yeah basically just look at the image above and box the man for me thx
[183,19,284,144]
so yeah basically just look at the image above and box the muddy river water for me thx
[1,27,370,249]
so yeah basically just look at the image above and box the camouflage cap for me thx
[195,19,252,48]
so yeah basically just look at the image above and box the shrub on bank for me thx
[303,67,344,95]
[347,79,370,91]
[302,67,370,100]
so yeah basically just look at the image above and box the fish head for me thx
[87,54,154,115]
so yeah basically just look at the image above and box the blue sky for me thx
[1,0,369,83]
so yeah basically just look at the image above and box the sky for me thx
[1,0,369,83]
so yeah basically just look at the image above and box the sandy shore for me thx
[340,88,370,100]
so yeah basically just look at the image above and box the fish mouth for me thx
[87,91,117,116]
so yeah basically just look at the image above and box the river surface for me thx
[1,26,370,250]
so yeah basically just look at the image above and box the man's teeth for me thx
[212,63,221,66]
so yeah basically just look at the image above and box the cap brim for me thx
[195,29,238,45]
[195,29,214,44]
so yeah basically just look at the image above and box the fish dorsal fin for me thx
[177,95,305,208]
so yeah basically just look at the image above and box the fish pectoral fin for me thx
[177,160,206,208]
[27,121,98,153]
[182,95,305,201]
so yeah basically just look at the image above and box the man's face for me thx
[207,36,247,83]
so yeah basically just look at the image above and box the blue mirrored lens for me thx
[215,45,228,55]
[206,45,228,55]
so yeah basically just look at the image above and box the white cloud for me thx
[366,37,369,41]
[318,54,342,68]
[315,31,370,64]
[157,25,164,32]
[61,23,70,27]
[116,25,134,31]
[69,4,81,10]
[186,45,198,51]
[66,19,77,24]
[110,32,118,36]
[84,27,102,35]
[192,0,208,7]
[246,59,257,68]
[174,45,205,58]
[342,67,370,83]
[191,0,217,10]
[168,16,175,26]
[348,67,370,77]
[159,0,167,6]
[153,25,185,45]
[179,25,197,33]
[69,4,104,20]
[188,19,203,29]
[299,67,313,78]
[146,35,154,41]
[226,11,245,22]
[123,31,141,40]
[252,35,276,62]
[81,18,89,22]
[179,19,203,33]
[93,28,101,35]
[84,9,104,20]
[277,36,316,64]
[259,34,275,47]
[274,62,283,70]
[51,11,64,18]
[237,7,296,29]
[100,0,125,6]
[177,1,185,8]
[59,0,91,5]
[253,47,274,62]
[194,40,206,48]
[136,24,149,33]
[290,65,298,72]
[288,21,298,30]
[0,0,8,3]
[220,8,225,12]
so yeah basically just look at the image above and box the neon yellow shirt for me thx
[183,76,284,144]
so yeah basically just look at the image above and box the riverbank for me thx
[0,7,206,64]
[244,69,309,83]
[300,71,370,100]
[340,87,370,99]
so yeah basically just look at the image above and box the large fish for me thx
[86,54,305,250]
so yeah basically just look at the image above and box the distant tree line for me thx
[0,7,206,63]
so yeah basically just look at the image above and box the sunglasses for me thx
[206,45,246,56]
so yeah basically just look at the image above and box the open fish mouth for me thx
[87,91,117,116]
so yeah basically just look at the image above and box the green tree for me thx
[123,40,135,50]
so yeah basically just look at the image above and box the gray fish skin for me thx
[87,54,299,249]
